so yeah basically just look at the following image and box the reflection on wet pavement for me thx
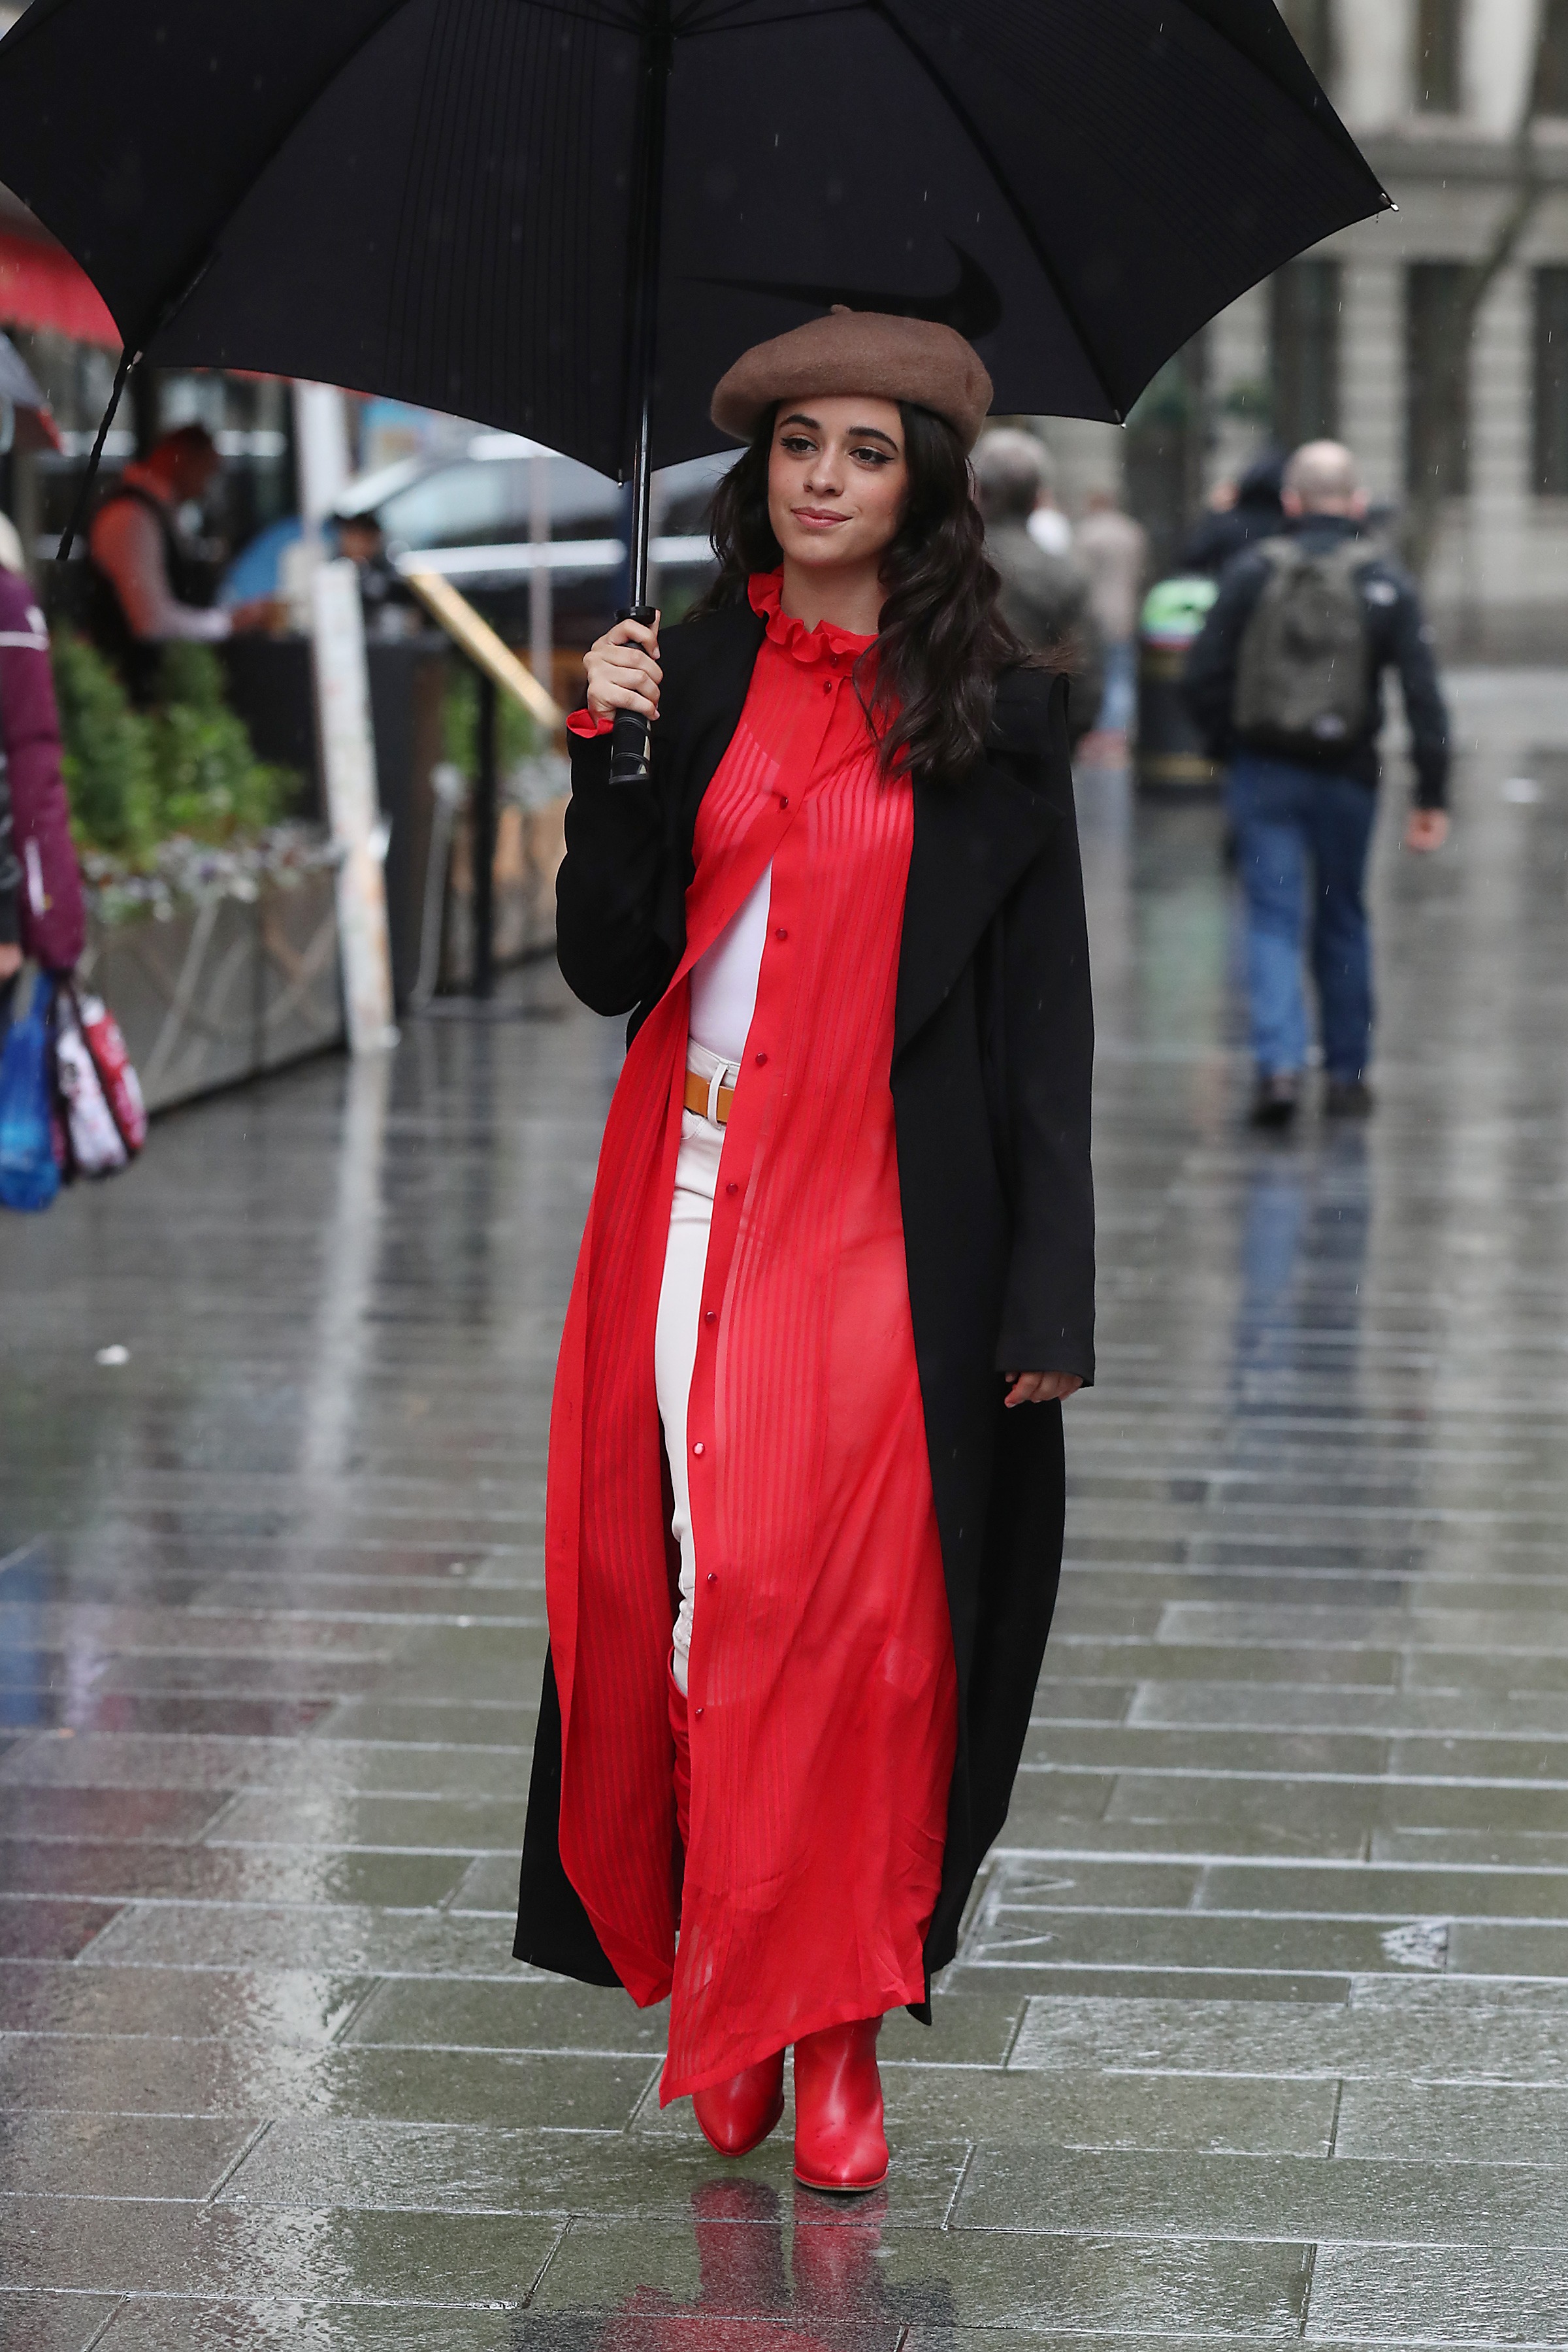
[5,671,1568,2344]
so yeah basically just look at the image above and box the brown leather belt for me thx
[684,1066,735,1125]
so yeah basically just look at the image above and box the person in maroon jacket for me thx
[0,564,86,1036]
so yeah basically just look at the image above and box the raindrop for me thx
[94,1345,130,1367]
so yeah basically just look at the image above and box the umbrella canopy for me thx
[0,0,1385,481]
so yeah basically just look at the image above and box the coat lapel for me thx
[651,597,765,968]
[894,757,1059,1065]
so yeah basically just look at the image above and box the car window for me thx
[378,455,623,549]
[375,448,738,552]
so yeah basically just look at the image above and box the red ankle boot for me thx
[791,2016,887,2193]
[692,2049,786,2156]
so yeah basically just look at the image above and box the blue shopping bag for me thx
[0,972,59,1211]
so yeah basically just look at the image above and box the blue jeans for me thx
[1226,755,1377,1083]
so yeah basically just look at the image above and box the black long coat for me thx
[515,592,1094,1997]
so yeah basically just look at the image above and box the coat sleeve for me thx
[554,721,678,1017]
[1384,573,1450,809]
[0,580,86,971]
[994,675,1096,1384]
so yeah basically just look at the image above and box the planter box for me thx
[440,794,566,990]
[78,867,344,1115]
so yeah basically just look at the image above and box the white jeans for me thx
[655,1043,735,1695]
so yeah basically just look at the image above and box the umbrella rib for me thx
[676,1,866,30]
[866,1,1126,425]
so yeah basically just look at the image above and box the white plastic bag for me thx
[54,985,128,1177]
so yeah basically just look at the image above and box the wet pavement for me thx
[4,670,1568,2347]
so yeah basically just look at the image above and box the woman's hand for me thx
[0,943,22,981]
[583,613,661,725]
[1004,1371,1084,1408]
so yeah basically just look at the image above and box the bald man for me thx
[1184,440,1450,1126]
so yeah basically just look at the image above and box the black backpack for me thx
[1233,536,1373,758]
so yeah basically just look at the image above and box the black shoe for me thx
[1324,1078,1375,1118]
[1249,1073,1300,1129]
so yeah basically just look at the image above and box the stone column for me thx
[1206,287,1271,493]
[1464,261,1533,650]
[1465,0,1539,133]
[1334,0,1413,130]
[1339,254,1405,505]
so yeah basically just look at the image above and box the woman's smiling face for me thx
[766,397,909,578]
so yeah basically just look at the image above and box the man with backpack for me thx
[1184,440,1450,1127]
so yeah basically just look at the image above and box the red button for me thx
[823,679,832,694]
[704,1309,716,1325]
[694,1705,705,1719]
[692,1441,705,1457]
[755,1052,768,1066]
[706,1571,717,1586]
[775,927,788,941]
[779,794,789,809]
[726,1181,738,1196]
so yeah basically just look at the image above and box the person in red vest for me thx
[515,312,1095,2194]
[0,563,85,1037]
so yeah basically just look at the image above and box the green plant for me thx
[54,633,297,862]
[442,657,540,774]
[148,644,295,839]
[52,632,159,861]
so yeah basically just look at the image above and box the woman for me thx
[0,560,86,1039]
[515,309,1094,2194]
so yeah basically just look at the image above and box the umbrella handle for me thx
[608,602,658,788]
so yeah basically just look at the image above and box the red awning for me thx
[0,230,118,349]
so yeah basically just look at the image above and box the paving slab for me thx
[0,2291,122,2352]
[962,2142,1568,2246]
[1010,1991,1568,2082]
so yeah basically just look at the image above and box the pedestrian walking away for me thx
[1181,450,1288,580]
[1075,489,1148,740]
[972,428,1104,746]
[1183,439,1450,1126]
[514,309,1096,2195]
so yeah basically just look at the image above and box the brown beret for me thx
[711,307,994,453]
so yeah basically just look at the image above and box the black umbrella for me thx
[0,0,1386,781]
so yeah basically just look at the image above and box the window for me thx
[1271,261,1341,449]
[1538,0,1568,114]
[1414,0,1462,112]
[1535,270,1568,493]
[1282,0,1334,86]
[1406,264,1470,498]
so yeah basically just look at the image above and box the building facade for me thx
[1049,0,1568,657]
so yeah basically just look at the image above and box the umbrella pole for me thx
[54,342,137,566]
[608,5,672,792]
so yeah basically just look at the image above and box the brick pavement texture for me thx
[3,674,1568,2346]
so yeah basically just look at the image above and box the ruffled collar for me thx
[747,569,875,666]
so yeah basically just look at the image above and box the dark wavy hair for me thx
[694,402,1029,784]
